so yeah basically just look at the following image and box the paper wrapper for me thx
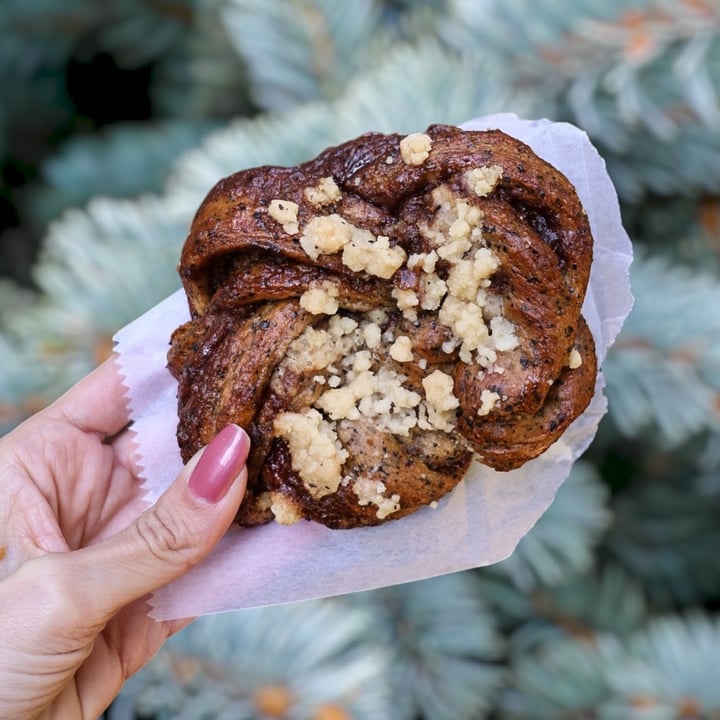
[114,114,633,620]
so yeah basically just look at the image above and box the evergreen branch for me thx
[604,251,720,446]
[0,278,37,330]
[0,277,108,428]
[1,0,196,68]
[605,613,720,717]
[500,612,720,718]
[550,8,720,201]
[441,0,718,96]
[0,333,44,432]
[350,573,506,720]
[332,41,525,135]
[0,35,74,164]
[166,102,335,211]
[440,0,720,201]
[220,0,388,111]
[26,120,215,228]
[487,461,612,592]
[33,195,185,327]
[0,195,186,424]
[698,433,720,476]
[499,634,619,719]
[0,0,104,46]
[480,563,647,652]
[602,472,720,609]
[440,0,663,74]
[92,0,196,68]
[119,600,393,719]
[376,0,455,45]
[621,196,720,274]
[149,0,254,119]
[168,41,524,208]
[0,309,106,430]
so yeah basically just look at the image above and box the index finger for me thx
[48,353,131,437]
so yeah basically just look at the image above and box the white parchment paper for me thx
[114,114,633,620]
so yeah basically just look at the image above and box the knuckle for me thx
[33,555,76,607]
[133,505,199,571]
[24,555,99,639]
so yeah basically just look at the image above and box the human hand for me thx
[0,355,250,719]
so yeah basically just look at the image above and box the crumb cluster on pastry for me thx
[167,124,597,529]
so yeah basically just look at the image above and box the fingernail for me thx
[188,425,250,503]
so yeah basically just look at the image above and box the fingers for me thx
[47,354,130,438]
[84,424,250,617]
[0,425,249,720]
[28,425,249,630]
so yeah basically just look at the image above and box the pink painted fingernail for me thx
[188,425,250,503]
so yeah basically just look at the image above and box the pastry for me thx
[167,124,597,529]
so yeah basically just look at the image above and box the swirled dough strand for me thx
[168,125,597,529]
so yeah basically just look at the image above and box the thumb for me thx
[67,423,250,621]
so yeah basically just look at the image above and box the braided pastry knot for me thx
[167,125,597,529]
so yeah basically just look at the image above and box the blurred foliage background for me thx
[2,1,720,718]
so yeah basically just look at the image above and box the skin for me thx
[0,356,249,720]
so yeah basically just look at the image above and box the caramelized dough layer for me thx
[168,125,597,529]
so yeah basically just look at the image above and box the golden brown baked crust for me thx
[167,124,597,529]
